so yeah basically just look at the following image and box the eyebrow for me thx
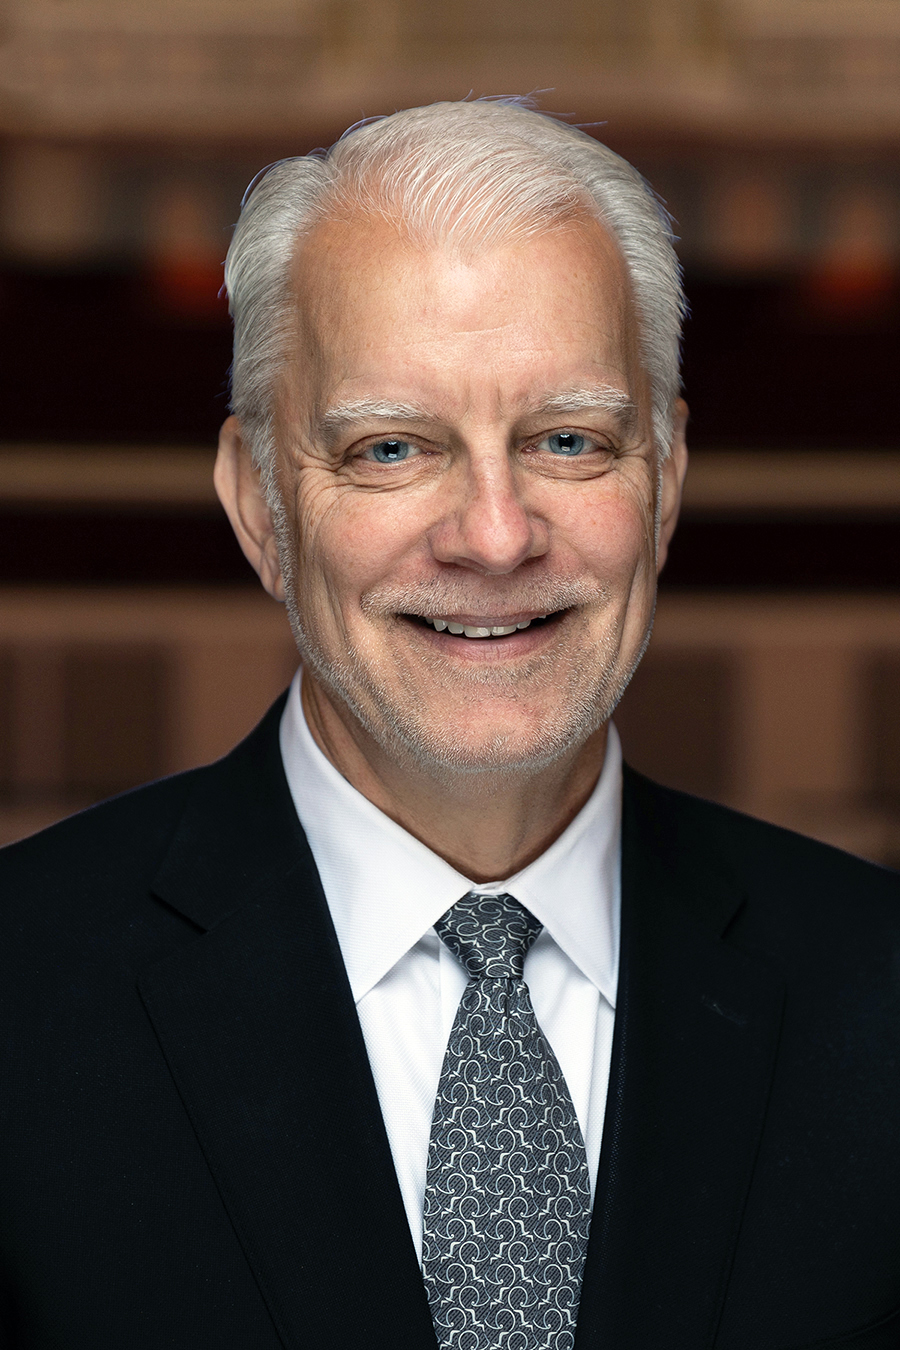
[532,386,640,436]
[318,399,435,442]
[317,385,640,442]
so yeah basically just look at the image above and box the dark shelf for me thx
[0,508,895,589]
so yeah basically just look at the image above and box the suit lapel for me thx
[137,704,783,1350]
[576,768,785,1350]
[138,701,437,1350]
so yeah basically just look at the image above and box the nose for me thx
[429,451,549,575]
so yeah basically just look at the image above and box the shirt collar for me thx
[279,669,621,1009]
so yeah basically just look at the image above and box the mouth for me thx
[402,611,564,640]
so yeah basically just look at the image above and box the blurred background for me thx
[1,0,899,860]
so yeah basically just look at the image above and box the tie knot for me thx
[434,892,542,981]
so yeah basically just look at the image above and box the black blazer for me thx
[1,694,899,1349]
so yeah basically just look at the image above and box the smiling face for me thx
[263,211,685,777]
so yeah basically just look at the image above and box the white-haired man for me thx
[1,101,899,1350]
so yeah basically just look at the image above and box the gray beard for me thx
[273,500,654,779]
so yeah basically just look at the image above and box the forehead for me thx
[287,211,644,419]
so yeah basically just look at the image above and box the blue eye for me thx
[370,439,412,463]
[545,432,587,456]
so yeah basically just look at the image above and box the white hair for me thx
[224,98,686,497]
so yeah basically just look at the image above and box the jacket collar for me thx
[140,698,437,1349]
[141,706,783,1350]
[576,767,785,1350]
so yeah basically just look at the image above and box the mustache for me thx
[359,575,609,618]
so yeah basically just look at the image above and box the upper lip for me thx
[411,611,552,626]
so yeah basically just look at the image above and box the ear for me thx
[214,415,286,602]
[656,398,689,574]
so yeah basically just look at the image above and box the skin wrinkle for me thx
[215,208,688,879]
[317,388,640,454]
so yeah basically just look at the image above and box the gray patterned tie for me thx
[422,892,593,1350]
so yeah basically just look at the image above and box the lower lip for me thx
[400,614,566,659]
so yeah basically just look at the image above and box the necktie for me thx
[422,892,593,1350]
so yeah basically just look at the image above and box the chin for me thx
[296,614,632,778]
[379,700,611,779]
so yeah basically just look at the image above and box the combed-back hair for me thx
[224,97,686,496]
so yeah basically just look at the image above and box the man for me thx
[1,99,898,1350]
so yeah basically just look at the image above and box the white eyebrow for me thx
[318,399,434,439]
[530,386,639,433]
[317,385,639,440]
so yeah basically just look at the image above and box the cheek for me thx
[560,487,656,582]
[292,473,430,604]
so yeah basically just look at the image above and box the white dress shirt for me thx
[279,669,621,1262]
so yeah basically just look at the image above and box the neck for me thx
[300,673,608,882]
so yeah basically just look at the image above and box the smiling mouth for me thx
[403,612,562,640]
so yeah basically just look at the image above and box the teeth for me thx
[422,615,547,637]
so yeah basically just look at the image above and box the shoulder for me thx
[623,765,900,954]
[0,765,208,929]
[625,763,896,886]
[0,692,289,940]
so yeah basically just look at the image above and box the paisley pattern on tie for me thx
[422,892,593,1350]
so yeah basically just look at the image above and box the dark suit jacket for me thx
[1,693,899,1349]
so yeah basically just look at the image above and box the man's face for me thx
[268,213,684,775]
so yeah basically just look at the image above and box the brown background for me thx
[1,0,899,859]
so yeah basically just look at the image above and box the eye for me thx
[363,439,417,463]
[539,432,591,457]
